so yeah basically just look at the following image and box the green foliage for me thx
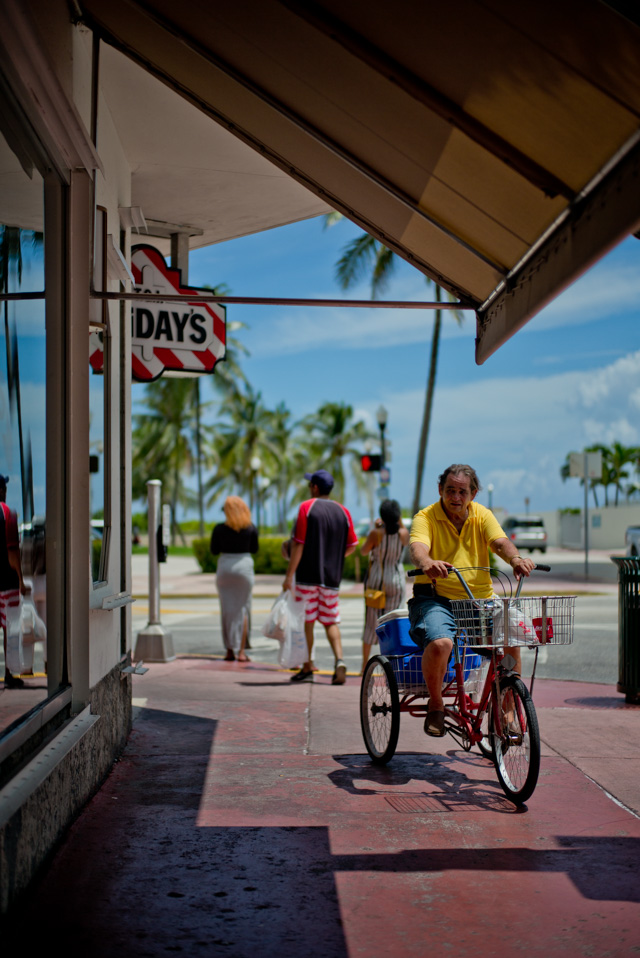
[192,536,368,578]
[132,511,148,533]
[192,537,217,573]
[252,538,290,574]
[91,538,102,580]
[342,539,366,581]
[192,535,290,574]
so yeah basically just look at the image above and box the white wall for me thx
[535,504,640,551]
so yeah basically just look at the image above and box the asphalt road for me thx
[131,590,620,685]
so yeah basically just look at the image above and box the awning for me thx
[79,0,640,361]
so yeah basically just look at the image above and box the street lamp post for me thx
[376,405,389,498]
[487,483,494,512]
[250,455,262,530]
[376,405,388,468]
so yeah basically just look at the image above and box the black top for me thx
[294,499,353,589]
[210,523,259,555]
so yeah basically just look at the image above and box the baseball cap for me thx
[304,469,334,494]
[0,475,8,485]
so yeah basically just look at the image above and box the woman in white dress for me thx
[210,497,259,662]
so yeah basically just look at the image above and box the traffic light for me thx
[361,454,382,472]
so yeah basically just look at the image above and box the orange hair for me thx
[223,496,252,531]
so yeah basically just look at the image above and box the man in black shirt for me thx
[283,470,358,684]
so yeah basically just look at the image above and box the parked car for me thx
[502,515,547,553]
[625,526,640,557]
[355,516,413,538]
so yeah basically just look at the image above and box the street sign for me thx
[90,244,226,382]
[380,466,391,483]
[569,451,602,479]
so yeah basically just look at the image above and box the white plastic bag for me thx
[492,598,537,646]
[262,591,290,641]
[277,592,307,669]
[19,597,47,672]
[5,596,27,674]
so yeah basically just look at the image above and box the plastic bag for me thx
[21,597,47,645]
[5,595,27,674]
[19,597,47,671]
[278,592,307,669]
[262,591,290,640]
[492,599,537,646]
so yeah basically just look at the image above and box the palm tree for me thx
[326,215,462,514]
[608,442,640,506]
[193,286,250,535]
[205,383,279,515]
[269,401,308,531]
[132,378,198,544]
[1,226,43,522]
[299,400,373,503]
[558,443,637,508]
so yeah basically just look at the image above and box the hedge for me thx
[192,535,368,579]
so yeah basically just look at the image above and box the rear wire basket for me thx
[388,646,488,697]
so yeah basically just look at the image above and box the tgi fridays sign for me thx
[90,244,226,382]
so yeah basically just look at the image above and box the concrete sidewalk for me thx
[8,656,640,956]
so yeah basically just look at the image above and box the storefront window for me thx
[0,127,48,732]
[90,206,109,584]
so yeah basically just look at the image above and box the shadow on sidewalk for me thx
[7,694,640,956]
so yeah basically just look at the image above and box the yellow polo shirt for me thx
[410,500,506,599]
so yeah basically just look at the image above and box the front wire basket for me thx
[450,595,576,648]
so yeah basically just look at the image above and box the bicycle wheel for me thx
[471,660,492,758]
[360,655,400,764]
[477,705,493,759]
[490,676,540,804]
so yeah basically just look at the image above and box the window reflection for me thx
[0,126,47,727]
[90,330,105,582]
[90,206,108,584]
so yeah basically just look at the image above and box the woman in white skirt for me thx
[360,499,410,673]
[210,497,259,662]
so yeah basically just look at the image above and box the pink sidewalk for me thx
[8,657,640,957]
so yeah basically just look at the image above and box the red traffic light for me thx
[361,454,382,472]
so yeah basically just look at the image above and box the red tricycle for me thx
[360,566,575,805]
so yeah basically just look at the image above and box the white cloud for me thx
[524,263,640,334]
[248,303,472,356]
[349,351,640,514]
[247,250,640,358]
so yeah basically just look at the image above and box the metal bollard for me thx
[133,480,175,663]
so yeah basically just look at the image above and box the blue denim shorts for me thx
[407,594,457,650]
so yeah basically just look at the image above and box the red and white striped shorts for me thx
[295,585,341,625]
[0,589,20,629]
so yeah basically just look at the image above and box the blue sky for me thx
[4,216,640,525]
[189,217,640,521]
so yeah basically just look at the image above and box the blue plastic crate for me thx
[376,611,420,655]
[376,611,482,686]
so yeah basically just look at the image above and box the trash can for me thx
[611,557,640,703]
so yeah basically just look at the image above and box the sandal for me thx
[424,709,445,737]
[224,650,236,662]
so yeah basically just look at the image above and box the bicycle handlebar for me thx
[407,563,551,577]
[408,563,551,600]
